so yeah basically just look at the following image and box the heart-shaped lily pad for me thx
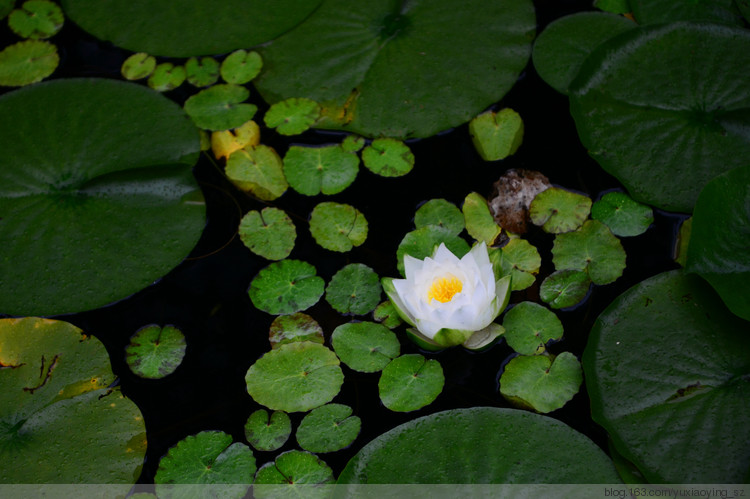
[591,191,653,237]
[372,301,403,329]
[337,407,619,483]
[686,165,750,321]
[503,302,564,355]
[378,354,444,412]
[552,220,626,285]
[283,144,359,196]
[414,198,464,235]
[245,342,343,413]
[489,238,541,291]
[361,138,414,177]
[309,202,368,252]
[220,49,263,85]
[269,312,324,349]
[254,450,334,491]
[248,259,324,315]
[239,207,296,261]
[0,78,204,316]
[584,270,750,483]
[540,270,591,309]
[264,97,321,136]
[500,352,583,413]
[147,63,185,92]
[225,145,288,201]
[0,40,58,86]
[185,56,220,87]
[254,0,536,138]
[325,264,381,315]
[125,324,187,379]
[121,52,156,80]
[530,187,592,234]
[341,134,365,153]
[0,318,146,483]
[570,22,750,212]
[61,0,324,57]
[211,120,260,160]
[296,404,361,453]
[245,409,292,452]
[331,321,400,373]
[184,84,258,131]
[469,108,524,161]
[396,226,470,276]
[463,192,502,244]
[8,0,64,39]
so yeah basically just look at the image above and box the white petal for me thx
[432,243,461,264]
[403,254,425,282]
[414,316,442,339]
[465,241,491,270]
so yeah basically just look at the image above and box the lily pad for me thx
[531,12,635,94]
[361,138,414,177]
[540,270,591,309]
[500,352,583,413]
[269,312,324,349]
[264,97,321,136]
[60,0,324,57]
[147,62,185,92]
[372,301,403,329]
[341,134,365,153]
[331,321,400,373]
[529,187,592,234]
[239,207,296,261]
[245,409,292,452]
[254,450,334,490]
[1,0,14,19]
[0,79,203,316]
[309,202,368,252]
[283,144,359,196]
[121,52,156,80]
[378,354,444,412]
[0,40,58,86]
[570,22,750,212]
[594,0,631,14]
[8,0,63,39]
[254,0,535,138]
[245,342,343,413]
[0,318,147,483]
[125,324,187,379]
[488,238,541,291]
[396,226,470,277]
[686,165,750,321]
[414,198,464,235]
[337,407,620,483]
[591,191,654,237]
[469,108,524,161]
[220,49,263,85]
[154,431,255,493]
[552,220,626,285]
[503,302,564,355]
[225,144,288,201]
[325,264,381,315]
[462,323,505,351]
[185,56,220,87]
[463,192,502,244]
[211,120,261,160]
[248,260,324,315]
[296,404,361,453]
[184,84,257,131]
[583,270,750,483]
[631,0,743,25]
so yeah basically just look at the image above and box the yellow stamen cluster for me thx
[427,275,463,303]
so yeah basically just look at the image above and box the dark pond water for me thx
[2,0,684,483]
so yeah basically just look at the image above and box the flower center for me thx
[427,275,463,303]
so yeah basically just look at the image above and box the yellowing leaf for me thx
[211,120,261,160]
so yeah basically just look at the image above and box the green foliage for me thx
[489,238,541,291]
[372,300,403,329]
[283,144,358,196]
[309,202,368,252]
[0,0,14,19]
[269,312,324,349]
[593,0,631,14]
[147,62,185,92]
[184,84,257,131]
[540,270,591,309]
[239,207,296,261]
[225,145,288,201]
[245,409,291,452]
[361,138,414,177]
[248,259,324,315]
[630,0,743,25]
[331,321,400,373]
[500,352,583,413]
[503,302,564,355]
[461,323,506,351]
[341,134,365,153]
[396,226,470,276]
[296,404,361,453]
[8,0,63,39]
[530,187,592,234]
[264,97,321,136]
[0,40,58,86]
[552,220,626,285]
[125,325,186,379]
[591,191,654,237]
[121,52,156,80]
[463,192,502,244]
[254,450,334,489]
[414,198,465,235]
[325,264,381,315]
[378,354,444,412]
[185,56,220,87]
[220,49,263,84]
[469,108,524,161]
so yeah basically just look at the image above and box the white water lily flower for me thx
[382,242,511,349]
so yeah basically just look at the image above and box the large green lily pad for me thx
[60,0,324,57]
[631,0,743,26]
[570,22,750,212]
[584,270,750,483]
[337,407,619,483]
[0,78,204,316]
[254,0,536,138]
[686,165,750,321]
[0,318,147,483]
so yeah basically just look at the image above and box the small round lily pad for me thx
[269,312,324,349]
[325,264,381,315]
[530,187,592,234]
[414,198,464,235]
[500,352,583,413]
[254,450,334,491]
[362,138,414,177]
[331,321,400,373]
[372,300,403,329]
[396,225,470,276]
[220,49,262,85]
[155,431,256,492]
[378,354,444,412]
[245,409,292,452]
[121,52,157,80]
[185,56,220,87]
[0,40,58,86]
[469,108,524,161]
[463,192,502,244]
[211,120,260,160]
[283,144,359,196]
[184,84,258,131]
[8,0,64,39]
[147,62,185,92]
[591,191,654,237]
[341,134,365,153]
[552,219,626,285]
[296,404,361,453]
[245,342,343,413]
[125,324,187,379]
[309,202,368,252]
[264,97,321,136]
[248,259,324,315]
[488,238,541,291]
[225,144,288,201]
[540,270,591,309]
[503,302,564,355]
[239,207,296,261]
